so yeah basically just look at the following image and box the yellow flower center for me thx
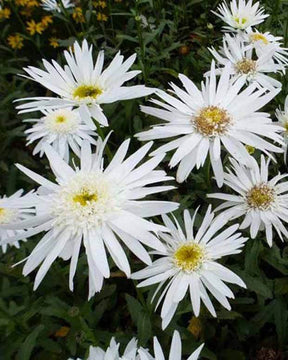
[174,243,205,272]
[193,106,231,136]
[236,58,257,75]
[284,121,288,134]
[0,207,17,224]
[245,145,255,155]
[55,115,66,123]
[73,190,98,206]
[73,85,102,100]
[250,33,269,45]
[246,184,275,210]
[234,17,248,27]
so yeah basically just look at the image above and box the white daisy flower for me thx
[3,136,178,298]
[24,108,97,161]
[243,30,288,66]
[138,331,204,360]
[0,190,36,253]
[136,61,283,187]
[276,95,288,162]
[132,206,247,329]
[208,156,288,246]
[16,40,155,130]
[212,0,269,32]
[209,34,283,89]
[41,0,74,12]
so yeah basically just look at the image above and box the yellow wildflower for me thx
[7,33,24,49]
[49,37,59,48]
[26,19,44,35]
[0,7,11,19]
[97,12,108,21]
[20,7,33,17]
[187,316,202,339]
[72,7,85,23]
[15,0,39,7]
[93,0,107,8]
[41,15,53,27]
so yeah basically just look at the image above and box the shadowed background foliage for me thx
[1,0,288,359]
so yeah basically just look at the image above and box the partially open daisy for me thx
[132,206,247,329]
[208,156,288,246]
[136,61,283,187]
[25,108,97,161]
[138,331,204,360]
[213,0,269,32]
[3,136,178,298]
[41,0,74,12]
[243,30,288,67]
[16,40,155,130]
[209,34,283,89]
[0,190,36,253]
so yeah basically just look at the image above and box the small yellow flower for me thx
[245,145,255,155]
[187,316,202,339]
[0,7,11,20]
[20,7,33,17]
[54,326,70,337]
[41,15,53,27]
[26,19,44,35]
[49,37,59,48]
[97,12,108,21]
[15,0,39,7]
[7,33,24,49]
[93,0,107,8]
[72,7,85,23]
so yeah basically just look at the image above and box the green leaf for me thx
[17,325,44,360]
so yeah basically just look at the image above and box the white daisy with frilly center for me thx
[24,108,97,161]
[136,61,283,187]
[2,136,178,298]
[0,190,36,253]
[132,206,247,329]
[16,40,155,130]
[212,0,269,32]
[209,34,284,89]
[209,156,288,246]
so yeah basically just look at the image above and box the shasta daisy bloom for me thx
[24,108,97,161]
[132,206,247,329]
[208,156,288,246]
[209,34,283,89]
[136,61,283,187]
[16,40,155,130]
[0,190,36,253]
[213,0,269,32]
[138,330,204,360]
[244,30,288,66]
[41,0,74,12]
[3,136,178,298]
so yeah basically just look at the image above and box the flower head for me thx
[209,156,288,246]
[41,0,74,12]
[276,95,288,159]
[0,7,11,20]
[8,34,24,50]
[209,34,283,89]
[16,40,155,130]
[24,108,98,161]
[0,190,36,253]
[136,61,283,187]
[26,19,44,35]
[132,206,247,329]
[213,0,269,32]
[5,136,178,298]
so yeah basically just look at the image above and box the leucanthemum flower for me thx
[24,108,97,161]
[243,30,288,66]
[0,190,36,253]
[16,40,155,130]
[213,0,269,32]
[68,331,204,360]
[136,61,283,187]
[41,0,74,12]
[138,331,204,360]
[132,206,247,329]
[209,34,283,89]
[3,136,178,298]
[208,156,288,246]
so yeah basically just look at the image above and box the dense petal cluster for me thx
[3,137,178,298]
[137,61,283,186]
[16,40,155,129]
[132,207,247,329]
[209,156,288,246]
[213,0,268,31]
[68,331,204,360]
